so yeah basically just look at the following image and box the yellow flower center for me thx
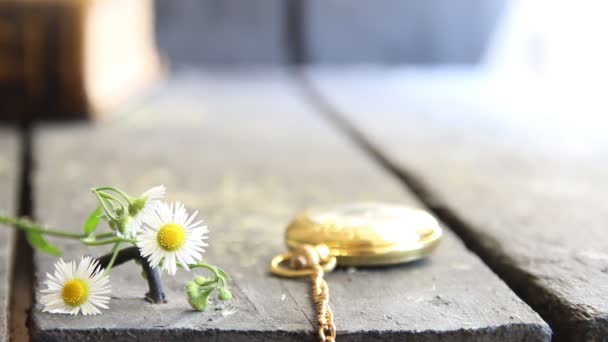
[62,279,89,307]
[157,223,186,251]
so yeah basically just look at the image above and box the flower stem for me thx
[82,237,136,246]
[188,263,231,286]
[0,216,84,239]
[94,232,117,239]
[92,191,120,221]
[97,192,127,214]
[97,246,140,268]
[92,187,132,204]
[102,242,122,276]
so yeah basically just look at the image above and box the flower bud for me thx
[115,215,133,235]
[185,279,215,312]
[193,276,212,286]
[129,197,147,216]
[218,287,232,301]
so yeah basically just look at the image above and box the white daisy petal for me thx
[40,257,111,315]
[142,185,166,201]
[136,201,208,276]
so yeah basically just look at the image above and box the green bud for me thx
[115,215,133,235]
[193,275,212,286]
[218,287,232,301]
[129,197,147,216]
[185,279,215,312]
[185,281,207,311]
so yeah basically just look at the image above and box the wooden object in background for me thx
[29,72,548,341]
[0,128,18,341]
[0,0,163,121]
[307,68,608,341]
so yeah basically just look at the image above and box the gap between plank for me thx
[284,0,308,64]
[9,124,35,342]
[290,71,562,340]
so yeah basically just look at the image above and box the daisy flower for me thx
[40,256,111,315]
[137,201,208,275]
[124,185,166,237]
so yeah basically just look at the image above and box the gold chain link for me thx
[312,265,336,342]
[270,244,337,341]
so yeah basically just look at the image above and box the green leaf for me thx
[83,205,103,235]
[26,231,61,256]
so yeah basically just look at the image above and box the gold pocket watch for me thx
[270,202,442,341]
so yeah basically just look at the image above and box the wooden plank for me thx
[0,128,18,341]
[155,0,285,66]
[307,68,608,341]
[304,0,506,64]
[30,71,549,341]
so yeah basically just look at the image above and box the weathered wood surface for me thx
[307,68,608,341]
[0,128,17,341]
[30,71,548,341]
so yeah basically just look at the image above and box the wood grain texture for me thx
[304,0,506,64]
[0,128,18,341]
[30,71,548,341]
[155,0,285,66]
[307,68,608,341]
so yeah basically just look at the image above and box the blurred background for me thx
[0,0,607,135]
[155,0,503,66]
